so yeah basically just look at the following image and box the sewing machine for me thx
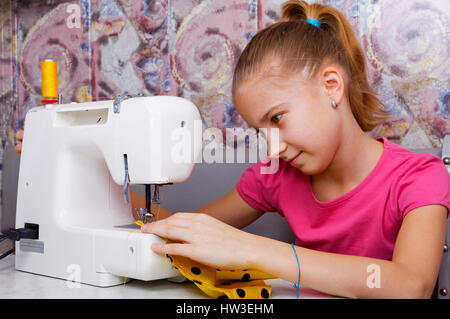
[14,96,202,287]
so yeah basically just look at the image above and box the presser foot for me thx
[137,208,154,224]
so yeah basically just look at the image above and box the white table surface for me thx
[0,254,336,299]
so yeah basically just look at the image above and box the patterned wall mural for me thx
[0,0,449,213]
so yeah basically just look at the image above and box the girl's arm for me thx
[250,204,447,298]
[130,187,264,229]
[144,204,447,299]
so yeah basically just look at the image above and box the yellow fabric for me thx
[168,253,275,299]
[136,221,275,299]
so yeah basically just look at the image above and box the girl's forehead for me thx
[236,72,310,98]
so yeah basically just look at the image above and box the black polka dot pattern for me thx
[165,253,272,299]
[191,267,201,275]
[241,273,250,281]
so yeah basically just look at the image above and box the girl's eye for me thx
[271,114,283,123]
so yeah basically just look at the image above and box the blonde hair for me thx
[232,0,390,132]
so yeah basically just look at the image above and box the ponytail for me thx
[233,0,390,132]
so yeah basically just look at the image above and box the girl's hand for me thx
[15,129,24,154]
[140,212,259,270]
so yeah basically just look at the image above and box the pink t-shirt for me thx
[236,136,450,260]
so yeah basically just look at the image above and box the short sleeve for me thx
[394,154,450,219]
[236,160,281,213]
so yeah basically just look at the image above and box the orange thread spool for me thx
[41,59,58,99]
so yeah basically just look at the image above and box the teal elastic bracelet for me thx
[291,243,301,298]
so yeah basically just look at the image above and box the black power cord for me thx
[0,224,39,260]
[0,233,15,259]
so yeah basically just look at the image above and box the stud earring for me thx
[331,100,338,108]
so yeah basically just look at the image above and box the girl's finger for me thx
[15,129,24,141]
[14,143,22,154]
[144,223,193,243]
[151,242,193,257]
[146,212,203,231]
[141,217,190,233]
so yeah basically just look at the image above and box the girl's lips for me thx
[289,151,303,164]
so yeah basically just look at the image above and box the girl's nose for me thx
[264,128,287,159]
[268,140,288,158]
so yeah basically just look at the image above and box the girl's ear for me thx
[320,66,345,105]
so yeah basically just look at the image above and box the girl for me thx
[133,0,449,298]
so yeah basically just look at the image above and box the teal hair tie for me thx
[291,243,301,299]
[306,18,321,28]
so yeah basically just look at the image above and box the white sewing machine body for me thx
[15,96,202,287]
